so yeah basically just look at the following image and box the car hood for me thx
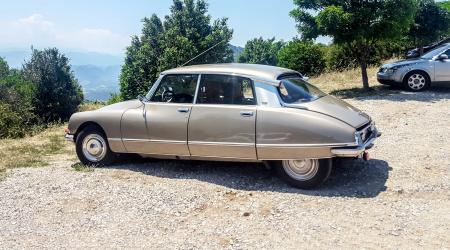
[382,58,426,68]
[297,95,371,128]
[98,100,143,111]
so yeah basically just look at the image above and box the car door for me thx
[140,74,199,156]
[434,49,450,82]
[188,74,257,160]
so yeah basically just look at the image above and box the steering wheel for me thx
[161,88,174,102]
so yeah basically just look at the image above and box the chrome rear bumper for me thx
[331,126,381,158]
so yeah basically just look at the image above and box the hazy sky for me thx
[0,0,303,55]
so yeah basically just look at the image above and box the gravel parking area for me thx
[1,87,449,249]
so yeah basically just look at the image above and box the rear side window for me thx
[278,78,326,104]
[196,75,256,105]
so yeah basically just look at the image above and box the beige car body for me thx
[67,63,378,162]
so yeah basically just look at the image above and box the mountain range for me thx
[0,45,244,101]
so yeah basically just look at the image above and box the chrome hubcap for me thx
[408,74,426,90]
[282,159,319,181]
[82,134,106,162]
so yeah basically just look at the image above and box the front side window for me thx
[196,75,256,105]
[150,74,198,103]
[278,78,326,104]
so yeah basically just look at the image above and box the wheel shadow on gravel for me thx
[105,157,389,198]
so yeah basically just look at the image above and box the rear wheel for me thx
[76,126,116,166]
[273,159,332,189]
[403,71,430,91]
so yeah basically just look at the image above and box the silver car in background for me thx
[377,43,450,91]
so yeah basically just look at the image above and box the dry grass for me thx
[0,124,74,179]
[309,64,401,98]
[78,102,105,112]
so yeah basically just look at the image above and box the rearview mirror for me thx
[437,54,449,61]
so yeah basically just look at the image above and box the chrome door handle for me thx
[240,111,254,117]
[177,107,190,113]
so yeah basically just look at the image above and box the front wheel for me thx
[403,71,430,91]
[76,126,116,166]
[272,159,332,189]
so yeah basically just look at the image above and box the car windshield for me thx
[421,44,449,59]
[278,78,326,104]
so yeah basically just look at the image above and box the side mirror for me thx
[438,54,449,61]
[302,76,310,81]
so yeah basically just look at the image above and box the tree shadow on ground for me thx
[330,83,450,102]
[100,156,390,198]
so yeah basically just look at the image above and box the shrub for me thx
[22,48,83,122]
[277,40,326,76]
[0,102,28,138]
[107,92,123,105]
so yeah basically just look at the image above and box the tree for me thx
[120,0,233,100]
[23,48,83,122]
[0,59,38,138]
[409,0,450,55]
[0,58,9,78]
[238,37,284,66]
[278,40,326,76]
[439,1,450,12]
[291,0,416,89]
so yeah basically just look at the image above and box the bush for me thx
[22,48,83,122]
[0,62,39,139]
[107,92,123,105]
[0,102,28,138]
[277,41,326,76]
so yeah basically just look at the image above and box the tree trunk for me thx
[360,58,369,90]
[361,62,370,90]
[419,45,424,56]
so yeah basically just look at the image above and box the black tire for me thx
[75,125,116,166]
[403,71,430,92]
[272,158,332,189]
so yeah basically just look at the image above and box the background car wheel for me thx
[403,71,430,91]
[76,126,116,166]
[273,158,332,189]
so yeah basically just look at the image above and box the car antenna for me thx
[180,40,226,67]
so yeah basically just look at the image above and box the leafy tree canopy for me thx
[278,40,326,76]
[23,48,83,122]
[409,0,450,50]
[291,0,416,89]
[238,37,284,66]
[120,0,233,100]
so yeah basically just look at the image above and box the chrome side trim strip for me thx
[108,138,122,141]
[119,138,186,144]
[189,141,254,147]
[257,142,357,148]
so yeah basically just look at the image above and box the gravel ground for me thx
[1,87,449,249]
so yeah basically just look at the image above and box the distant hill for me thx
[72,65,121,101]
[0,45,243,101]
[229,44,244,62]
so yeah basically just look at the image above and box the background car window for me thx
[442,49,450,57]
[196,75,256,105]
[150,74,198,103]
